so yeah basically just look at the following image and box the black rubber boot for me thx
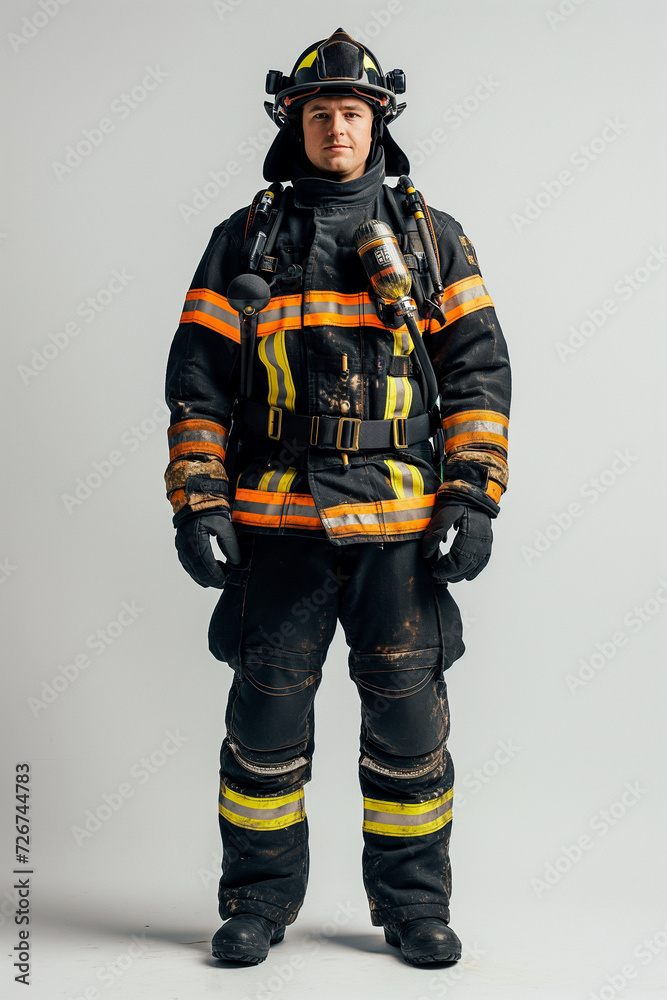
[212,914,285,964]
[384,918,462,965]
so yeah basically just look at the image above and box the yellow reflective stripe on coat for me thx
[383,328,413,420]
[440,275,493,325]
[442,409,509,457]
[363,789,453,837]
[384,374,412,419]
[384,460,424,499]
[258,466,298,493]
[219,783,305,831]
[258,330,296,411]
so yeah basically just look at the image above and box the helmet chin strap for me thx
[367,113,384,164]
[285,114,312,173]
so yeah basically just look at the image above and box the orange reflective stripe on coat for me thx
[321,494,436,539]
[304,291,440,334]
[231,489,324,531]
[168,418,228,461]
[440,275,493,326]
[179,289,303,342]
[180,289,240,342]
[442,409,508,458]
[179,288,443,343]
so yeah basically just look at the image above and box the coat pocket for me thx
[208,564,249,669]
[432,581,465,671]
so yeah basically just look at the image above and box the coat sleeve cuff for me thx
[436,482,500,518]
[165,456,230,517]
[167,417,229,463]
[438,452,508,518]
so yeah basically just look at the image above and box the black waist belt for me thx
[242,400,433,452]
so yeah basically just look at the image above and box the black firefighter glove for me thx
[422,503,493,583]
[175,510,241,589]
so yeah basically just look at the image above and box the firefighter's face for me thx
[302,96,373,181]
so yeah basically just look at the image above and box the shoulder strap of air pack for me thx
[241,182,291,274]
[382,184,431,311]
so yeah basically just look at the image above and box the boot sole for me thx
[384,927,461,964]
[212,928,284,964]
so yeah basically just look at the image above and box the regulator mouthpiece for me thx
[227,274,272,315]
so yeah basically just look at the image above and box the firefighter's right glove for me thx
[422,503,493,583]
[174,511,241,589]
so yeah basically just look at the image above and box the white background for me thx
[1,1,666,998]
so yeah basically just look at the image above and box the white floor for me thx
[4,623,666,1000]
[17,918,667,1000]
[9,871,666,1000]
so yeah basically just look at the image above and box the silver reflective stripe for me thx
[182,297,232,324]
[259,302,302,326]
[263,334,290,410]
[227,740,307,775]
[395,461,420,498]
[444,419,508,441]
[234,499,284,517]
[325,504,428,530]
[325,510,380,529]
[364,800,452,828]
[360,754,440,779]
[233,499,318,520]
[397,325,411,354]
[390,505,432,523]
[393,377,406,416]
[169,428,227,448]
[443,282,490,310]
[259,470,282,492]
[221,794,303,822]
[284,503,320,520]
[306,300,360,317]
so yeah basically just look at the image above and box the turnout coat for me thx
[165,151,511,545]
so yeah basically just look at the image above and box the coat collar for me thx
[291,148,386,209]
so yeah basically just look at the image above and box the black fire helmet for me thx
[262,28,409,180]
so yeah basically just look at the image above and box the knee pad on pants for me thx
[226,648,322,754]
[359,740,454,825]
[352,654,449,757]
[221,737,312,795]
[360,741,446,782]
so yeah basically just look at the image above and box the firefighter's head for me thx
[300,94,374,182]
[262,28,409,182]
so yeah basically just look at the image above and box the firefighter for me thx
[164,28,511,967]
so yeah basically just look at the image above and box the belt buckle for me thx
[309,415,320,446]
[392,416,407,449]
[267,406,282,441]
[336,416,361,451]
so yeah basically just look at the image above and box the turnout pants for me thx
[208,532,465,929]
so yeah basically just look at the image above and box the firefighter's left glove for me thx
[422,503,493,583]
[175,510,241,589]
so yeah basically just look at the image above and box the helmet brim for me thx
[277,81,397,121]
